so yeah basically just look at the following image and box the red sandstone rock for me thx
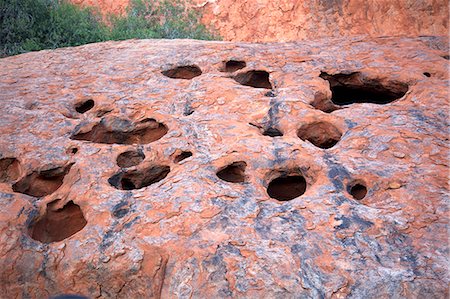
[70,0,448,42]
[0,36,448,298]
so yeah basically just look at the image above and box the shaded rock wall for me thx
[0,36,448,298]
[71,0,449,42]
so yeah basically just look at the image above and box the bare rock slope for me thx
[0,36,448,298]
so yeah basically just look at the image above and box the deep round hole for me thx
[117,150,145,168]
[75,99,94,114]
[29,200,87,243]
[108,165,170,190]
[423,72,431,77]
[234,70,272,89]
[297,121,342,149]
[263,127,283,137]
[174,151,193,163]
[349,183,367,200]
[222,60,246,72]
[267,175,306,201]
[162,65,202,79]
[216,161,246,183]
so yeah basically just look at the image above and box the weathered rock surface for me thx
[0,36,448,298]
[70,0,449,42]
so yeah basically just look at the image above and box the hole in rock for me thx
[216,161,247,183]
[174,151,193,163]
[423,72,431,77]
[263,127,283,137]
[71,118,168,145]
[222,60,246,72]
[267,175,306,201]
[349,182,368,200]
[442,55,449,60]
[109,165,170,190]
[29,200,87,243]
[75,99,94,114]
[0,158,21,183]
[117,150,145,168]
[66,147,78,155]
[319,72,408,105]
[234,70,272,89]
[12,164,72,197]
[162,65,202,79]
[297,121,342,149]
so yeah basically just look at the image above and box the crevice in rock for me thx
[75,99,95,114]
[297,121,342,149]
[29,199,87,243]
[320,72,408,105]
[12,164,73,197]
[267,175,306,201]
[108,165,170,190]
[71,117,168,145]
[162,65,202,79]
[0,158,21,183]
[234,70,272,89]
[262,127,283,137]
[423,72,431,77]
[117,150,145,168]
[174,151,193,163]
[221,60,246,72]
[216,161,246,183]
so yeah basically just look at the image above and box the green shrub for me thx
[0,0,218,57]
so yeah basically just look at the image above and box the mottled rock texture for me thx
[70,0,449,42]
[0,36,448,298]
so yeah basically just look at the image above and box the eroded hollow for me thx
[29,200,87,243]
[263,127,283,137]
[222,60,246,72]
[12,164,72,197]
[109,165,170,190]
[0,158,21,183]
[320,72,408,105]
[174,151,193,163]
[75,99,94,114]
[234,70,272,89]
[216,161,246,183]
[349,182,368,200]
[162,65,202,79]
[297,121,342,149]
[267,175,306,201]
[423,72,431,77]
[117,150,145,168]
[71,117,168,145]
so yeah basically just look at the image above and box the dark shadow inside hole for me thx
[29,200,87,243]
[117,150,145,168]
[267,175,306,201]
[263,127,283,137]
[174,151,193,163]
[297,121,342,149]
[349,183,367,200]
[162,65,202,79]
[217,161,246,183]
[12,164,72,197]
[234,70,272,89]
[109,165,170,190]
[442,55,449,60]
[320,72,408,105]
[423,72,431,77]
[75,99,94,114]
[222,60,246,72]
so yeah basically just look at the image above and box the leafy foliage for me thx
[0,0,218,57]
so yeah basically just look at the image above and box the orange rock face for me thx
[0,36,449,297]
[70,0,448,42]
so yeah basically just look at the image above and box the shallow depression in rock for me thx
[297,121,342,149]
[216,161,246,183]
[109,165,170,190]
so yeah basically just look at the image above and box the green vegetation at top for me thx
[0,0,219,57]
